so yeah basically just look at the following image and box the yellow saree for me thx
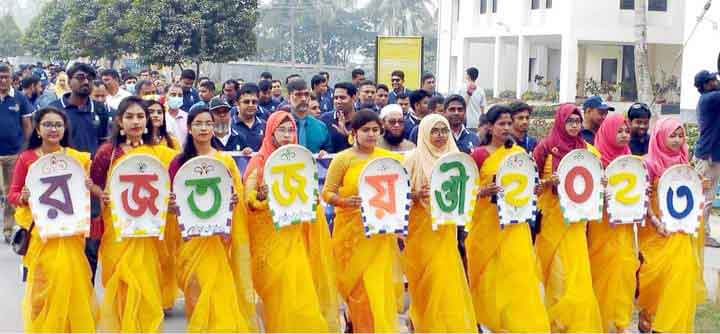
[176,151,255,331]
[322,148,404,333]
[19,148,97,332]
[98,144,176,332]
[467,145,549,332]
[534,149,603,332]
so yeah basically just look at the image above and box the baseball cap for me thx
[208,97,231,112]
[694,70,718,89]
[583,96,615,111]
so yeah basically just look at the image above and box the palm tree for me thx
[362,0,436,36]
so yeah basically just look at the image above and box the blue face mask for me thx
[126,85,136,94]
[168,96,183,110]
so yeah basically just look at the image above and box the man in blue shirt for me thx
[257,79,279,120]
[509,101,538,153]
[0,64,33,241]
[233,83,265,155]
[287,78,331,154]
[207,99,247,152]
[580,96,613,144]
[627,102,651,156]
[443,94,480,154]
[355,80,379,113]
[311,74,333,114]
[421,73,443,99]
[388,70,409,104]
[179,69,200,112]
[20,75,42,110]
[320,82,356,153]
[49,63,110,156]
[407,89,432,143]
[692,70,720,247]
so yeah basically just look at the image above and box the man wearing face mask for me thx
[165,83,189,147]
[49,63,110,155]
[100,69,131,110]
[208,97,246,151]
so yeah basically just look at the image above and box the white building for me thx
[436,0,717,113]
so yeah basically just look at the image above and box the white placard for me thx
[359,157,411,236]
[27,153,90,240]
[496,151,538,226]
[658,164,703,234]
[173,156,233,238]
[429,152,479,229]
[557,149,604,223]
[264,144,318,229]
[605,155,648,224]
[109,153,170,240]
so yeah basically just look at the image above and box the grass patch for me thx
[696,302,720,332]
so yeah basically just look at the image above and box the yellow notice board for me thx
[376,36,423,90]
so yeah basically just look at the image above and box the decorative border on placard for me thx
[657,164,704,235]
[360,157,411,238]
[607,159,650,225]
[558,149,604,225]
[497,152,539,229]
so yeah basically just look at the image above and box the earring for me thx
[120,129,125,136]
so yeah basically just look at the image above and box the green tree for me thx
[22,0,70,62]
[363,0,434,36]
[129,0,257,71]
[59,0,134,67]
[0,14,24,58]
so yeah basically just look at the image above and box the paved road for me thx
[2,218,719,332]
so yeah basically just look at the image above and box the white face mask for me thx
[214,122,229,137]
[167,96,183,109]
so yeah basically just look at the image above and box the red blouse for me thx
[7,150,40,207]
[88,142,126,238]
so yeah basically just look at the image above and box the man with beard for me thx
[207,98,246,151]
[50,63,110,155]
[509,101,537,153]
[627,102,651,156]
[19,75,42,109]
[443,94,480,154]
[179,69,200,111]
[288,78,331,154]
[377,104,415,152]
[580,95,612,144]
[320,82,356,153]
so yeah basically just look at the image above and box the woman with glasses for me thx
[532,104,603,332]
[322,110,404,332]
[402,114,477,332]
[89,96,177,331]
[242,111,338,332]
[167,106,257,331]
[9,107,97,332]
[468,105,549,332]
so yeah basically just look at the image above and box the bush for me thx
[521,90,544,101]
[528,118,554,139]
[685,123,699,155]
[532,105,557,119]
[499,90,516,99]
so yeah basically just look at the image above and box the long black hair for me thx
[351,108,381,131]
[110,96,154,147]
[177,106,221,165]
[144,99,175,149]
[27,106,71,150]
[484,104,514,149]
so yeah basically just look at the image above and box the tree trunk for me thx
[317,13,325,67]
[634,0,654,116]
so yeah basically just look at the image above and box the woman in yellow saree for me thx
[242,110,338,332]
[468,105,549,332]
[637,117,704,332]
[10,107,97,332]
[532,103,602,332]
[166,106,254,331]
[402,113,477,332]
[90,96,177,331]
[322,110,404,332]
[587,113,639,332]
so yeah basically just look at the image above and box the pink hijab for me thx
[595,113,631,167]
[644,117,689,180]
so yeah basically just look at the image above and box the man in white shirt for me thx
[460,67,486,132]
[164,84,188,147]
[100,69,131,110]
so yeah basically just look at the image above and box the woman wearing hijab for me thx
[167,107,255,331]
[89,96,178,331]
[243,111,338,332]
[322,110,404,332]
[588,113,639,333]
[637,117,705,332]
[402,114,477,332]
[468,105,549,332]
[532,103,603,332]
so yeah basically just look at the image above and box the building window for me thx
[649,0,667,11]
[529,58,537,82]
[620,0,634,10]
[492,0,497,13]
[547,0,552,8]
[480,0,487,14]
[601,59,618,84]
[531,0,540,9]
